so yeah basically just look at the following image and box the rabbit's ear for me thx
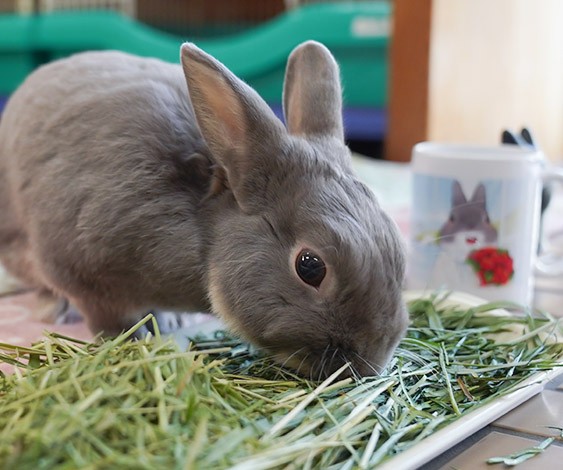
[282,41,344,141]
[520,128,537,148]
[451,181,467,207]
[180,43,286,210]
[470,183,487,204]
[501,129,520,145]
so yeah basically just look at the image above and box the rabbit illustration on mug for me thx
[0,41,408,378]
[431,180,498,288]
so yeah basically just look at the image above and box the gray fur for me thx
[0,40,408,378]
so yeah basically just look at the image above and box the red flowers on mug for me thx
[467,247,514,286]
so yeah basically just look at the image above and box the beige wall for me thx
[428,0,563,161]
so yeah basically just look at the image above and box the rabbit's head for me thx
[438,181,497,252]
[181,41,408,379]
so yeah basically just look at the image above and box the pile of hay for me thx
[1,296,561,468]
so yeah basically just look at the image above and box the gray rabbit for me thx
[431,180,497,289]
[0,41,408,378]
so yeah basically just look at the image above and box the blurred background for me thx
[0,0,562,161]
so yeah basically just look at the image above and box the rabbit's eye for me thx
[295,250,326,288]
[449,214,456,223]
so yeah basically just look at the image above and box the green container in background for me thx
[0,14,36,95]
[0,2,390,108]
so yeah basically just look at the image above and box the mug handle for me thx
[535,166,563,276]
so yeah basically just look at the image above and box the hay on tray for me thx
[0,295,561,469]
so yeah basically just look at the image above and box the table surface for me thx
[1,156,561,469]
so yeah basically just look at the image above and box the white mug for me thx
[407,142,563,306]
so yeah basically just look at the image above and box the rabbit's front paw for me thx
[54,301,83,324]
[137,310,196,336]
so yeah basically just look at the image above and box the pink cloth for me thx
[0,292,92,373]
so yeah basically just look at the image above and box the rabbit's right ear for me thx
[520,128,537,148]
[282,41,344,141]
[180,43,286,212]
[470,183,487,205]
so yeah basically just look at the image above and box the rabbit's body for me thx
[431,232,488,289]
[0,43,408,378]
[0,52,213,329]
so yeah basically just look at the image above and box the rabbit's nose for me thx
[466,237,477,245]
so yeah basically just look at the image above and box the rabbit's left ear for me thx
[282,41,344,141]
[501,129,521,146]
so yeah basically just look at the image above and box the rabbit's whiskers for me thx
[427,232,484,245]
[296,353,311,378]
[279,347,306,370]
[317,344,332,382]
[352,351,381,377]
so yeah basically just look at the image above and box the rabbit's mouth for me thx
[272,347,377,380]
[466,237,478,245]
